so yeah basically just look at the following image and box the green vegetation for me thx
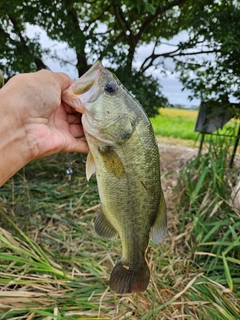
[176,136,240,319]
[178,135,240,280]
[0,71,4,88]
[151,114,199,140]
[151,108,239,143]
[0,113,240,319]
[1,1,240,115]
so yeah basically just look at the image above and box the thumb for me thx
[55,72,74,91]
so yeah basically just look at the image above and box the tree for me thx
[1,0,240,115]
[0,1,48,76]
[175,0,240,106]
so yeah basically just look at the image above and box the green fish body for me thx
[62,61,167,294]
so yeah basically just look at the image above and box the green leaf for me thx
[222,252,233,291]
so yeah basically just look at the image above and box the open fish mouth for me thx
[62,61,103,113]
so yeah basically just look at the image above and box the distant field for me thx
[151,107,239,142]
[150,108,199,140]
[159,107,198,119]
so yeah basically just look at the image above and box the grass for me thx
[0,109,240,319]
[151,108,199,140]
[151,108,239,143]
[175,135,240,317]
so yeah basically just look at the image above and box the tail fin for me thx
[109,260,150,294]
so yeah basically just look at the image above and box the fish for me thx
[62,61,167,294]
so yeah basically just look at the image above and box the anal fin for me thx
[151,189,167,244]
[94,207,118,239]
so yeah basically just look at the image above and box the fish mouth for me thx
[62,61,103,114]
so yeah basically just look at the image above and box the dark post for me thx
[229,123,240,168]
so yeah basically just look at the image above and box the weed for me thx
[0,120,239,319]
[177,134,240,298]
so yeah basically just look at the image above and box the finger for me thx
[69,139,89,154]
[66,113,82,124]
[69,123,85,137]
[62,102,78,114]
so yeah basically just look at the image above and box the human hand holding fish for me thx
[0,69,88,186]
[0,62,167,294]
[62,61,167,294]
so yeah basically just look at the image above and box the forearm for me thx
[0,88,33,186]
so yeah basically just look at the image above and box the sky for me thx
[160,77,200,107]
[27,24,201,108]
[133,35,201,108]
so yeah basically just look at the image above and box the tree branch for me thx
[85,3,112,32]
[141,46,220,72]
[112,0,189,69]
[9,16,48,70]
[113,4,136,68]
[140,46,181,72]
[65,6,89,75]
[135,0,188,43]
[114,5,131,37]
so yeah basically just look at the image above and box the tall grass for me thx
[0,118,240,319]
[176,134,240,302]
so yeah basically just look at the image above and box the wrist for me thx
[0,89,34,186]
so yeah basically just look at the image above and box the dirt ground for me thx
[156,137,198,197]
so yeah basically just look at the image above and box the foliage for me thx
[176,0,240,104]
[177,135,240,295]
[0,0,49,76]
[2,1,240,115]
[0,71,4,87]
[115,67,169,117]
[0,0,186,115]
[0,148,240,319]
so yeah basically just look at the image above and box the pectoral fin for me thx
[94,207,118,239]
[98,146,125,178]
[86,151,96,181]
[151,190,167,244]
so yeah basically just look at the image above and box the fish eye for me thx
[105,81,117,94]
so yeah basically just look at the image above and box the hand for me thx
[0,70,89,185]
[7,69,88,158]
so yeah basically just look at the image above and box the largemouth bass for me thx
[62,61,167,294]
